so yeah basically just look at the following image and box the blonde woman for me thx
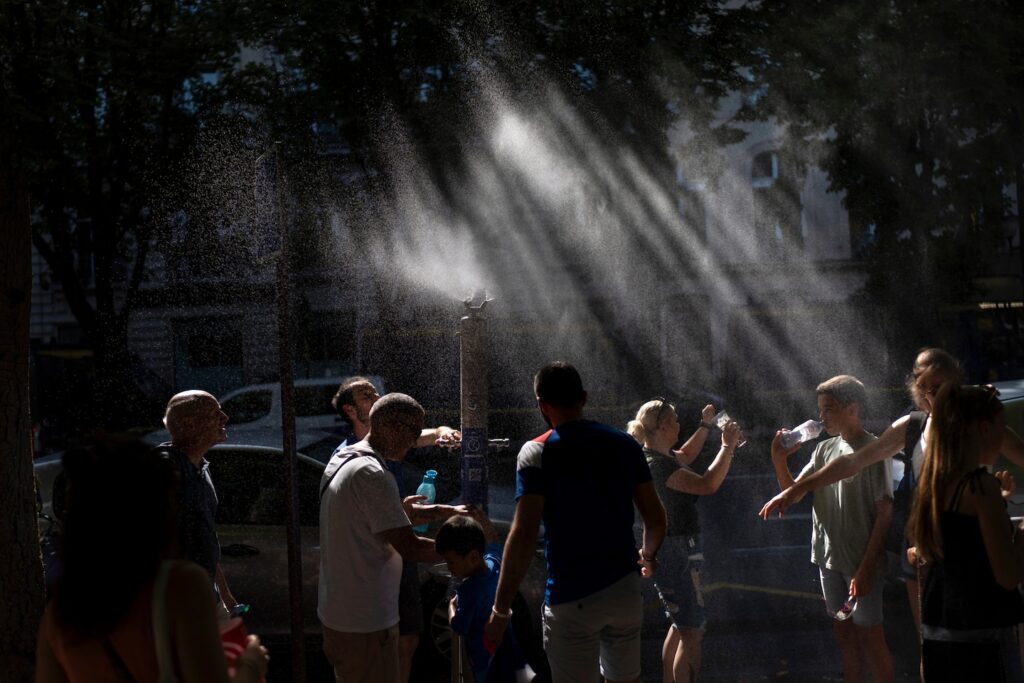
[627,400,741,683]
[908,384,1024,681]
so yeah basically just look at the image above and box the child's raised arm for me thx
[468,506,499,543]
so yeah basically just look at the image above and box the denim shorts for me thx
[652,534,706,631]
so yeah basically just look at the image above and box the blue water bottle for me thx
[412,470,437,534]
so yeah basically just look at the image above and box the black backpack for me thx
[886,411,928,554]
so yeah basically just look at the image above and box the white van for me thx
[146,376,385,454]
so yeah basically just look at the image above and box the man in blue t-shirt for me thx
[484,362,667,683]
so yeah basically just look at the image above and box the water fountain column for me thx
[459,292,489,511]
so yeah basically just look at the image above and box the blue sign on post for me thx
[461,427,488,511]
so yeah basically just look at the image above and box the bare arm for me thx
[403,496,469,526]
[214,564,236,611]
[998,426,1024,468]
[672,404,716,466]
[851,497,893,598]
[469,507,499,544]
[484,494,544,644]
[634,480,667,576]
[170,563,267,683]
[761,416,909,519]
[769,431,802,491]
[35,611,70,683]
[416,426,460,449]
[794,417,908,490]
[378,525,439,563]
[666,421,741,496]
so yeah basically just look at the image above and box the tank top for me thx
[921,468,1024,630]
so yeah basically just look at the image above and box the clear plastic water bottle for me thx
[835,593,857,621]
[412,470,437,534]
[780,419,825,449]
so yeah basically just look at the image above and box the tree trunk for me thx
[0,146,46,681]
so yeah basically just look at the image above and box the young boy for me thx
[770,375,895,683]
[436,510,531,683]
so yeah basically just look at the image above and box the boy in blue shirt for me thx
[437,511,532,683]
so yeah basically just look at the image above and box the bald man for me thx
[160,390,237,614]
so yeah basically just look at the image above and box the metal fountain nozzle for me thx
[464,289,491,313]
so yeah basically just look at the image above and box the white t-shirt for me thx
[317,442,411,633]
[911,415,931,479]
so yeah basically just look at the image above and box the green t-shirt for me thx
[798,433,893,575]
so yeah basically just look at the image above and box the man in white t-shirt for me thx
[318,393,447,683]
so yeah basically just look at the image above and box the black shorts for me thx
[398,561,423,635]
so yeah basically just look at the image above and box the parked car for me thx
[143,376,386,452]
[993,379,1024,519]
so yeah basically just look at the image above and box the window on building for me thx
[751,151,778,187]
[751,150,802,254]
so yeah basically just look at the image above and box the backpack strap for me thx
[320,449,374,500]
[902,411,928,462]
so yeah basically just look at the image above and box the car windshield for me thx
[221,390,273,424]
[295,385,339,418]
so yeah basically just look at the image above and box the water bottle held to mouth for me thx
[780,419,825,449]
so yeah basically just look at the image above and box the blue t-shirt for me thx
[515,420,652,605]
[451,543,525,678]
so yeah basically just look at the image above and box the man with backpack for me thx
[318,392,465,683]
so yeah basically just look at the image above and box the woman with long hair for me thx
[35,439,268,682]
[908,384,1024,681]
[627,400,741,683]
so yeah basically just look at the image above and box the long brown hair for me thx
[907,384,1002,562]
[906,347,964,412]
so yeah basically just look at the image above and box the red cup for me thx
[219,617,248,675]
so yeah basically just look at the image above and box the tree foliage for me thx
[734,0,1024,359]
[3,0,252,427]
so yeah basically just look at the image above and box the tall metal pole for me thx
[259,145,306,681]
[459,291,490,510]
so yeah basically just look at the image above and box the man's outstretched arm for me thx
[484,494,543,644]
[761,416,909,519]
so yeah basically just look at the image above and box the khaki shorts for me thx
[542,572,643,683]
[322,623,400,683]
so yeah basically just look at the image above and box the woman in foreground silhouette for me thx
[35,439,268,682]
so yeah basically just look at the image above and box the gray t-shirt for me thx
[798,433,893,575]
